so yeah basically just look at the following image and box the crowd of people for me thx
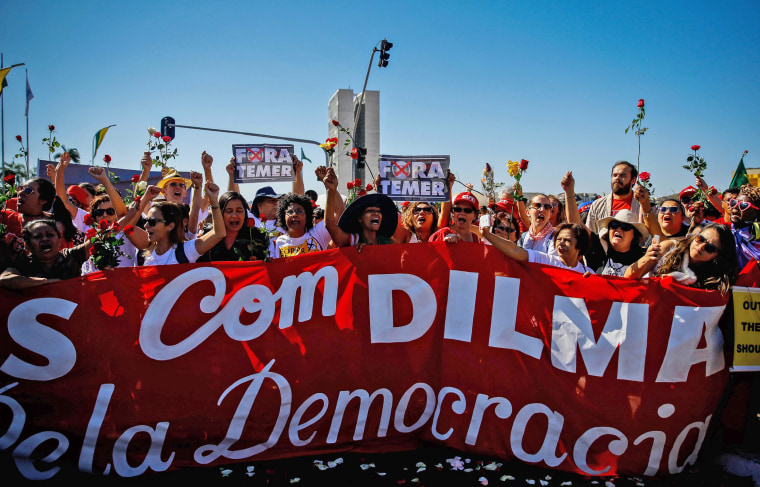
[0,154,754,295]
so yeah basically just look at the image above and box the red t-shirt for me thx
[429,226,481,243]
[611,194,634,215]
[0,209,23,236]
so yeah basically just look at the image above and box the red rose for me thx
[691,145,700,151]
[83,214,95,226]
[154,132,161,138]
[485,163,491,172]
[330,137,338,144]
[85,228,97,238]
[358,189,367,197]
[639,171,651,182]
[354,178,361,186]
[15,135,22,142]
[331,120,340,126]
[103,154,112,163]
[162,136,172,143]
[347,182,354,190]
[123,225,135,236]
[366,183,373,191]
[48,125,55,131]
[133,196,141,205]
[519,159,529,170]
[131,175,140,183]
[259,214,266,222]
[247,218,255,227]
[98,219,109,230]
[637,99,645,108]
[350,148,359,159]
[745,150,749,154]
[4,174,15,185]
[88,247,97,256]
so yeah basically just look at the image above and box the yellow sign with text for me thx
[732,286,760,371]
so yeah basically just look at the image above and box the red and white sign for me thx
[0,243,732,480]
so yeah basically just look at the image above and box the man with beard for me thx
[585,161,644,233]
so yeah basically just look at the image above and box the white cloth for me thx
[527,249,592,274]
[142,240,202,266]
[270,222,332,258]
[519,231,557,255]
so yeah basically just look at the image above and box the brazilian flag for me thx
[92,125,115,162]
[730,152,750,188]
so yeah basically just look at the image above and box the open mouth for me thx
[369,217,381,226]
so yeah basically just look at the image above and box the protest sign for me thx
[377,155,449,202]
[232,144,296,183]
[0,244,731,481]
[731,286,760,371]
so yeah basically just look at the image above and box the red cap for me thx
[67,185,89,207]
[453,192,478,209]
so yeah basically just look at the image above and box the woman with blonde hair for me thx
[396,201,440,243]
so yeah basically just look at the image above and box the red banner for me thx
[0,243,731,480]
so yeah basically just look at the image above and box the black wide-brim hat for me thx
[338,193,398,238]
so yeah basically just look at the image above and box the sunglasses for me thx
[529,203,553,211]
[19,187,35,195]
[609,221,633,232]
[680,197,693,205]
[658,206,680,214]
[92,207,116,218]
[452,206,475,214]
[168,181,186,188]
[729,198,759,212]
[494,226,515,234]
[694,234,720,254]
[412,206,434,214]
[145,217,168,227]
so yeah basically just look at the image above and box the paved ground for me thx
[8,445,755,486]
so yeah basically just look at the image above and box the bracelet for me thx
[210,205,219,210]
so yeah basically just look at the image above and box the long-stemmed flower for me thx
[83,213,131,270]
[625,99,648,172]
[682,145,711,204]
[506,159,529,202]
[481,163,503,202]
[146,128,178,168]
[42,124,60,159]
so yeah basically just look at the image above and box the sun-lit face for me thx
[528,195,552,231]
[689,227,721,263]
[223,199,246,234]
[162,179,187,204]
[607,221,635,252]
[657,202,684,235]
[91,201,117,224]
[450,203,476,230]
[548,197,561,225]
[26,222,60,262]
[493,219,518,243]
[16,182,46,216]
[285,202,307,236]
[555,228,580,263]
[145,207,173,244]
[611,164,635,196]
[729,194,759,225]
[411,203,434,231]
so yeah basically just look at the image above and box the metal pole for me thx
[353,48,378,137]
[25,69,29,177]
[1,53,5,187]
[168,123,330,166]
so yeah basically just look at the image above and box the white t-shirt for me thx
[527,249,593,274]
[270,222,332,258]
[142,240,202,266]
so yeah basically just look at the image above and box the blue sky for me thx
[1,0,758,200]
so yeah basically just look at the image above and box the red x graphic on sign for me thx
[392,161,411,177]
[247,148,264,162]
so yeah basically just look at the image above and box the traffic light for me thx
[377,39,393,68]
[161,116,176,140]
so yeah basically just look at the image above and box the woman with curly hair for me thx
[395,201,439,243]
[625,223,738,294]
[728,183,760,270]
[269,189,342,258]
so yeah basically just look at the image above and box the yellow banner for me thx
[731,286,760,371]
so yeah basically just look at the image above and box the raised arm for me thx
[561,171,583,225]
[322,166,352,247]
[481,225,529,262]
[291,155,305,195]
[513,183,530,230]
[187,171,204,235]
[226,157,241,193]
[695,176,724,216]
[193,181,225,254]
[89,166,127,217]
[47,152,79,219]
[139,152,152,183]
[633,182,658,238]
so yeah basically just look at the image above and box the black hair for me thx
[50,196,79,243]
[611,161,638,180]
[277,193,315,232]
[22,218,60,243]
[28,177,56,212]
[554,222,590,256]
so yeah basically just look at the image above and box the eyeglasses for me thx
[452,206,474,214]
[658,206,680,214]
[729,198,759,212]
[19,187,34,195]
[412,206,434,214]
[609,221,633,232]
[529,203,553,211]
[92,207,116,218]
[145,217,168,227]
[168,181,186,188]
[694,234,720,254]
[285,208,306,216]
[551,201,560,208]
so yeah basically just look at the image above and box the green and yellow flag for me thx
[0,67,11,96]
[92,125,116,162]
[730,152,750,188]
